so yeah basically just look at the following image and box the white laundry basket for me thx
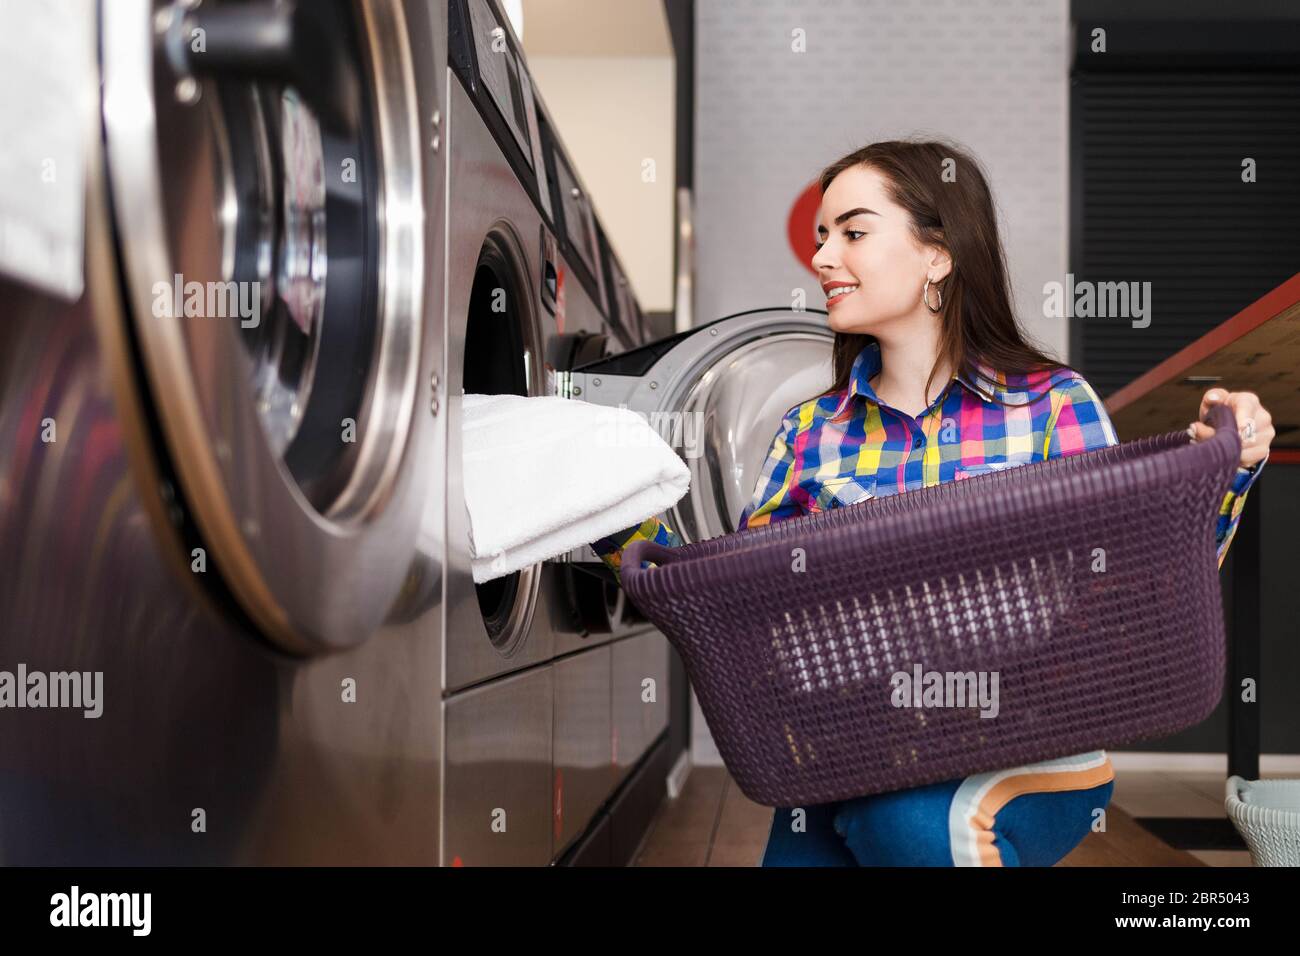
[1225,776,1300,867]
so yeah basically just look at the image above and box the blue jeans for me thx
[760,774,1115,867]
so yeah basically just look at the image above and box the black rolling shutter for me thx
[1069,17,1300,396]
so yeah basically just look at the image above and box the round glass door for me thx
[103,0,432,653]
[669,330,835,542]
[567,311,836,546]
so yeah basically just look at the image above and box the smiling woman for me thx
[752,137,1273,866]
[593,136,1273,867]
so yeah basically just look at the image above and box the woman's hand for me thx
[1187,388,1273,469]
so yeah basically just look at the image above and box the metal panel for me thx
[611,630,671,784]
[443,665,553,866]
[552,646,614,856]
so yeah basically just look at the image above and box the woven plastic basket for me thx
[622,402,1243,807]
[1226,776,1300,866]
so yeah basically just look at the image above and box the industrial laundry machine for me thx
[441,0,683,865]
[0,0,448,865]
[441,0,841,864]
[0,0,676,867]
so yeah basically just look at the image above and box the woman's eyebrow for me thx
[817,207,880,235]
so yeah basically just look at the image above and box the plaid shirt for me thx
[592,339,1267,578]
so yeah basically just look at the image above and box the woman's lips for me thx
[826,287,857,308]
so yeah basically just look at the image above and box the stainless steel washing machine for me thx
[440,0,684,864]
[439,0,841,865]
[0,0,448,864]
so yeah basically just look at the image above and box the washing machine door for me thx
[101,0,432,654]
[559,309,835,546]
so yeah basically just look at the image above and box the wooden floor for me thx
[632,766,1268,866]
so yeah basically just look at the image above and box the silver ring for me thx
[1241,419,1256,442]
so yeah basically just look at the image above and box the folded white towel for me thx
[461,393,691,583]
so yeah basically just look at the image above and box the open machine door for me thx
[557,308,836,551]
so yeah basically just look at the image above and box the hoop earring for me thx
[923,277,943,314]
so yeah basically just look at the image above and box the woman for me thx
[591,138,1274,866]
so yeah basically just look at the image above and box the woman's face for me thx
[812,164,950,335]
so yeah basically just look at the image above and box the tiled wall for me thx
[694,0,1070,357]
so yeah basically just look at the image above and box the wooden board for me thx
[1105,272,1300,464]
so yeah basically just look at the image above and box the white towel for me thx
[461,393,691,583]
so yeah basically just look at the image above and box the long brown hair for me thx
[812,138,1074,420]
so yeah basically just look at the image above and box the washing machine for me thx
[440,0,844,865]
[440,0,683,865]
[0,0,448,864]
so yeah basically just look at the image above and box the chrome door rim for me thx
[462,223,543,658]
[101,0,428,654]
[569,310,835,544]
[668,327,834,541]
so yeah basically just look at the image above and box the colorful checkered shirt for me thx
[591,338,1267,582]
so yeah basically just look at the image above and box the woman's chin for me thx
[827,308,868,334]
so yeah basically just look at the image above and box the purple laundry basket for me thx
[622,402,1244,807]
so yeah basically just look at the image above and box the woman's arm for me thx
[590,515,683,583]
[1044,374,1267,570]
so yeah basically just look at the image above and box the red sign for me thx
[787,180,822,278]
